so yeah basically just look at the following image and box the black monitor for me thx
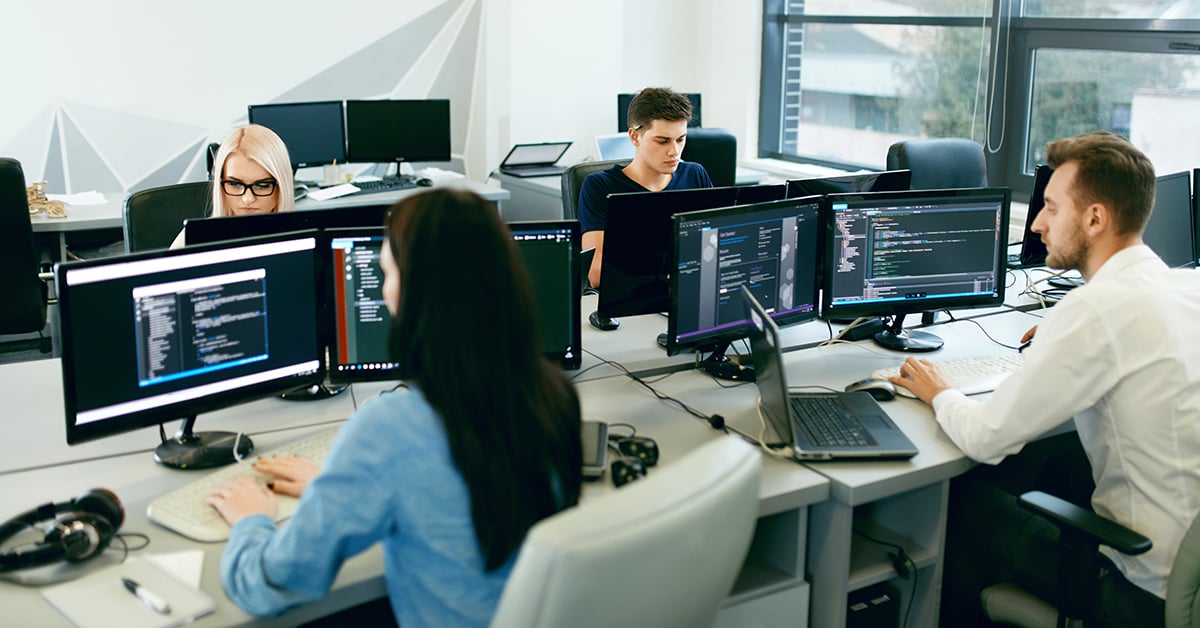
[1144,170,1195,268]
[1014,164,1053,268]
[247,101,346,168]
[184,205,391,247]
[733,183,788,205]
[617,93,702,132]
[786,169,912,198]
[667,197,822,379]
[1194,168,1200,266]
[324,221,581,383]
[345,99,451,164]
[822,188,1011,352]
[57,232,324,468]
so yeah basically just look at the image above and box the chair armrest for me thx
[1019,491,1152,556]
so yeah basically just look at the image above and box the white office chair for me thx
[491,436,762,628]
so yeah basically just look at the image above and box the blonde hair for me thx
[210,124,295,217]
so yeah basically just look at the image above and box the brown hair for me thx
[627,87,693,132]
[1045,131,1156,235]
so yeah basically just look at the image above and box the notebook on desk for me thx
[498,142,572,177]
[743,286,918,460]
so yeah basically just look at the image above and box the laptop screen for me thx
[743,286,793,445]
[595,134,635,161]
[502,142,571,167]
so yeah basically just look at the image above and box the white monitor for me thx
[595,133,635,161]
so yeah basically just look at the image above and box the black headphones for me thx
[608,433,660,488]
[0,488,124,573]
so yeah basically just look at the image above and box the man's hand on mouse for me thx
[887,357,952,407]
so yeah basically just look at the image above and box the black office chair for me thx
[886,137,988,190]
[123,181,212,252]
[681,127,737,188]
[560,159,628,221]
[0,158,52,351]
[205,142,221,179]
[980,490,1200,627]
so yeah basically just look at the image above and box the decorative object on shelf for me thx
[27,181,67,218]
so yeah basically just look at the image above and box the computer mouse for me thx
[844,378,897,401]
[416,177,434,187]
[589,310,619,331]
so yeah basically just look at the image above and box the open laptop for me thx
[742,286,918,460]
[498,141,572,177]
[595,133,635,161]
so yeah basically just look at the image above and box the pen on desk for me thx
[122,577,171,614]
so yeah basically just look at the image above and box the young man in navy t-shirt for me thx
[578,87,712,289]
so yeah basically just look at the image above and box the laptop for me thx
[498,142,572,177]
[742,286,918,460]
[595,133,635,161]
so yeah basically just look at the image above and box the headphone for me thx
[608,431,660,488]
[0,489,124,573]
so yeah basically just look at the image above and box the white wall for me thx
[1,0,765,192]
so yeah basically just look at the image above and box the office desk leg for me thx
[58,233,67,262]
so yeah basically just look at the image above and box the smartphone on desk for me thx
[582,421,608,479]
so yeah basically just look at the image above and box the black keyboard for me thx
[789,395,875,448]
[351,176,419,193]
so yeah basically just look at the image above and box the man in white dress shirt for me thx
[892,131,1200,627]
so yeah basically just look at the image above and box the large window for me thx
[762,0,1200,190]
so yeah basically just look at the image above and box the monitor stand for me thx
[155,417,253,470]
[280,382,349,401]
[699,339,755,382]
[873,313,943,353]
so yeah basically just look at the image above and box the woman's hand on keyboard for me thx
[253,456,320,498]
[888,357,952,407]
[208,476,278,526]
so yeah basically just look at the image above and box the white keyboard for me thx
[147,426,341,542]
[871,353,1024,399]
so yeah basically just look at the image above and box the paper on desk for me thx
[46,191,107,205]
[417,167,465,181]
[144,550,204,590]
[307,183,360,201]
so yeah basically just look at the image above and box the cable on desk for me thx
[582,349,729,432]
[942,312,1022,351]
[752,395,798,460]
[853,527,919,628]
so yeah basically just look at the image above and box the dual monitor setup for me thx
[596,169,1011,380]
[56,211,580,469]
[246,99,451,170]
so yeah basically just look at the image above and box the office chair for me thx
[205,142,220,179]
[981,490,1200,627]
[0,158,51,350]
[885,137,987,190]
[491,437,762,628]
[560,159,628,221]
[681,127,738,188]
[122,181,212,252]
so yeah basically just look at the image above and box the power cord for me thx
[941,312,1022,351]
[582,350,729,432]
[853,528,919,628]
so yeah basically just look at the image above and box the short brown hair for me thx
[1045,131,1156,235]
[626,87,692,131]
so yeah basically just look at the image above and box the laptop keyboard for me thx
[790,395,875,448]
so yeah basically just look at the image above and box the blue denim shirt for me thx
[220,386,512,626]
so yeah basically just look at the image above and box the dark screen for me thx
[345,99,451,163]
[617,93,702,132]
[511,221,581,369]
[1017,164,1053,267]
[786,170,912,198]
[1144,171,1195,268]
[184,204,391,247]
[58,234,323,445]
[247,101,346,168]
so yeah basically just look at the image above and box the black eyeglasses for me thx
[221,179,277,197]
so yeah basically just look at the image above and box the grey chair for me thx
[560,159,628,220]
[123,181,212,252]
[981,490,1200,627]
[491,437,762,628]
[681,127,738,188]
[0,158,52,350]
[886,137,988,190]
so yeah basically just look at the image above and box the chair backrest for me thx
[1167,511,1200,628]
[491,437,762,628]
[560,160,628,221]
[682,127,738,188]
[0,158,47,334]
[886,138,988,190]
[123,181,212,252]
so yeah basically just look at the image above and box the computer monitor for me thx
[324,221,581,382]
[57,232,324,468]
[247,101,346,169]
[734,183,788,205]
[345,99,452,164]
[617,93,702,132]
[786,169,912,198]
[667,196,822,379]
[184,204,391,247]
[1014,164,1053,268]
[822,188,1011,352]
[1144,170,1195,268]
[1194,168,1200,266]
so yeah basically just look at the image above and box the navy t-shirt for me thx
[577,161,713,233]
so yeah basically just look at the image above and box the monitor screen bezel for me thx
[57,230,326,445]
[184,204,391,248]
[665,196,823,356]
[344,99,452,164]
[820,187,1012,321]
[246,100,347,168]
